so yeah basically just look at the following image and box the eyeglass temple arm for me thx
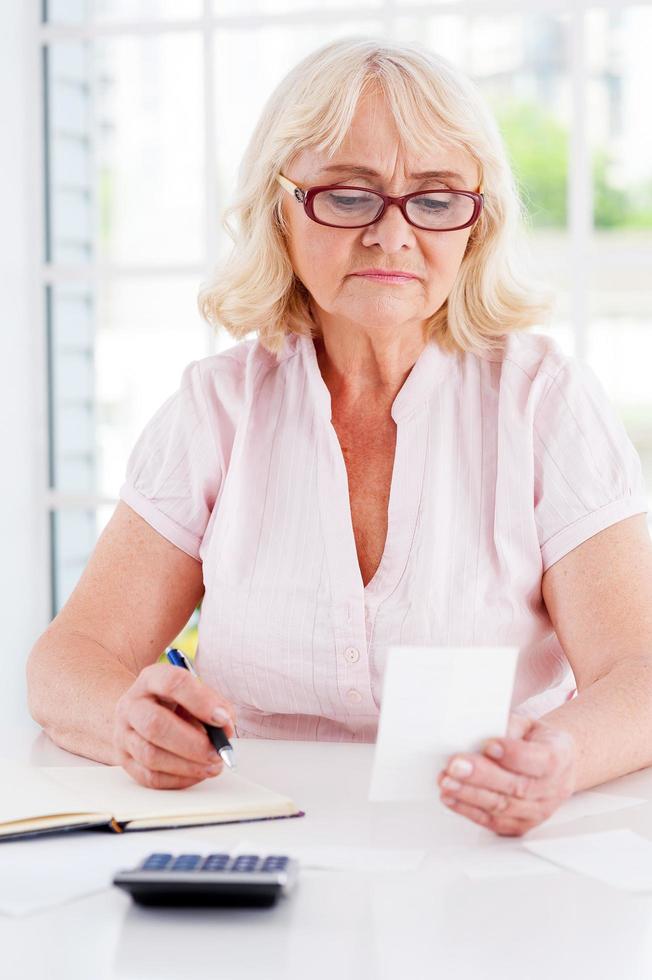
[277,173,302,199]
[276,172,483,196]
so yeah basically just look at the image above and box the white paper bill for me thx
[369,645,519,802]
[522,828,652,892]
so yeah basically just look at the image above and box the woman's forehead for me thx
[295,143,477,185]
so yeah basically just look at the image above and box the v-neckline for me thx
[297,332,451,604]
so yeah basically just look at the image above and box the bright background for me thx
[2,0,651,724]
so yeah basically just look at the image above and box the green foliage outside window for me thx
[493,99,652,230]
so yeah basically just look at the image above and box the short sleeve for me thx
[118,359,222,561]
[533,356,649,572]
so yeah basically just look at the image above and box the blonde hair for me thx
[198,36,554,358]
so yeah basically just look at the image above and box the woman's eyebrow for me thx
[317,164,464,182]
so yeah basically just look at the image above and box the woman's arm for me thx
[26,500,205,764]
[436,512,652,835]
[537,511,652,791]
[27,628,137,765]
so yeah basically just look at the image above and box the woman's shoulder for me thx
[197,333,298,380]
[192,333,299,416]
[464,330,576,415]
[476,329,571,388]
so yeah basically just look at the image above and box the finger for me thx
[439,778,545,822]
[135,663,237,735]
[439,752,555,802]
[128,697,223,766]
[440,794,492,829]
[506,712,535,739]
[122,753,208,791]
[124,726,224,781]
[491,817,534,838]
[480,736,554,778]
[441,789,541,836]
[175,705,210,733]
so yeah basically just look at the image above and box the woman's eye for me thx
[329,193,370,207]
[416,196,450,210]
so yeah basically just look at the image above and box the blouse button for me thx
[346,689,362,704]
[344,647,360,663]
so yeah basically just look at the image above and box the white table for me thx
[3,724,652,980]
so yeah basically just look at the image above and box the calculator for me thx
[113,852,299,907]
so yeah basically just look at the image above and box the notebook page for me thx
[45,764,300,824]
[0,762,106,825]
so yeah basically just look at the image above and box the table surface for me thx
[3,724,652,980]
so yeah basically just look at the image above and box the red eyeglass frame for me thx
[276,172,484,232]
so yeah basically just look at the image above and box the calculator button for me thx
[231,855,261,872]
[261,856,289,871]
[201,853,231,871]
[142,853,174,870]
[171,854,202,870]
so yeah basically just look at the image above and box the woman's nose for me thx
[361,200,417,250]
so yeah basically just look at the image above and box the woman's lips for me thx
[353,272,418,283]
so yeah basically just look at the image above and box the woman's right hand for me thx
[113,662,237,789]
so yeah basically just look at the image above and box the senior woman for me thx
[27,38,652,838]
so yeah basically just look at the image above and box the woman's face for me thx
[281,87,481,340]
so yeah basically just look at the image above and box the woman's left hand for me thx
[436,713,578,836]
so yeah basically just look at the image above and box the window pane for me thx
[49,277,211,499]
[52,508,101,613]
[45,33,204,266]
[588,7,652,234]
[45,0,201,24]
[587,297,652,505]
[586,7,652,505]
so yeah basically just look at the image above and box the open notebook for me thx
[0,762,304,841]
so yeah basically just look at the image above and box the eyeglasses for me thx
[276,172,484,232]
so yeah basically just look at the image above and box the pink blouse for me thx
[118,329,649,741]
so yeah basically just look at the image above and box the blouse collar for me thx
[292,330,458,423]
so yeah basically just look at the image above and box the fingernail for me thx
[206,763,222,776]
[484,741,504,759]
[212,707,230,725]
[449,758,473,778]
[441,776,461,791]
[441,795,456,806]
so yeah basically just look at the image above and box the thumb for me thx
[506,711,536,740]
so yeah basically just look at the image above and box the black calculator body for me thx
[113,852,299,908]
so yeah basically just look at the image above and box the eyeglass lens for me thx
[312,188,475,229]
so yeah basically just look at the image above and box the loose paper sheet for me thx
[460,791,647,879]
[462,847,560,878]
[0,832,224,916]
[232,838,426,873]
[543,789,647,828]
[369,645,519,802]
[522,829,652,892]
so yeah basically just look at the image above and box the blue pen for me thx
[165,647,237,770]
